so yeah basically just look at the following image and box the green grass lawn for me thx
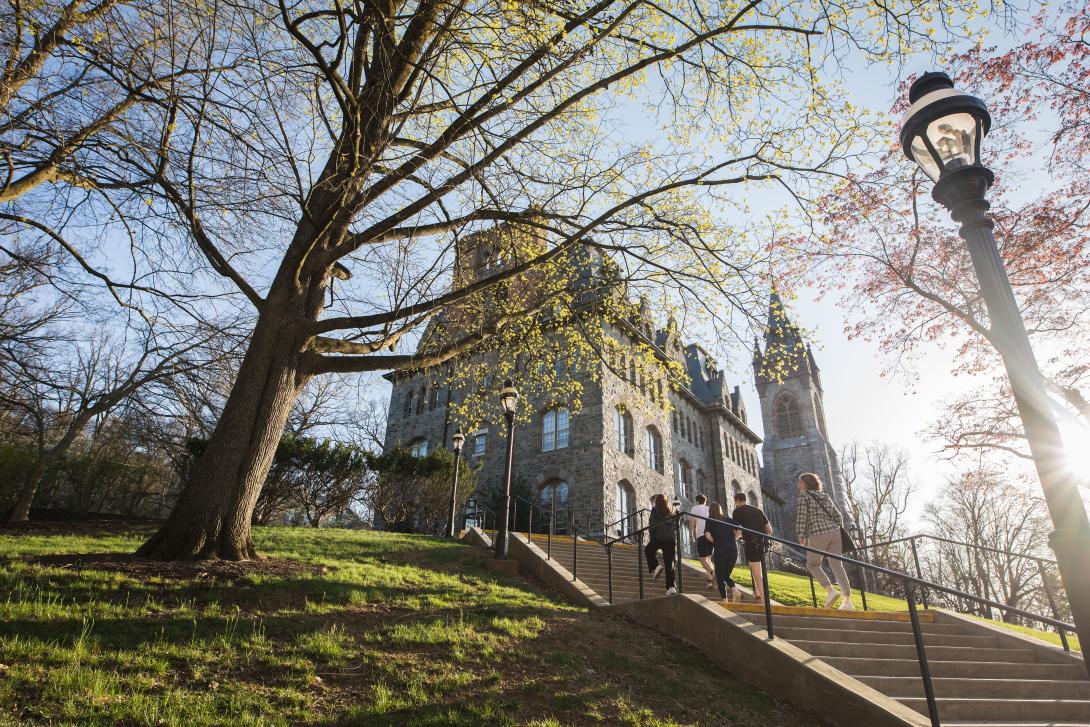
[0,523,827,727]
[718,562,1080,652]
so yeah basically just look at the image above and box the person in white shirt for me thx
[689,494,714,589]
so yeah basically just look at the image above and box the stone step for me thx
[857,676,1090,701]
[819,656,1085,680]
[789,640,1038,663]
[944,723,1090,727]
[724,602,933,622]
[899,697,1090,722]
[773,626,997,648]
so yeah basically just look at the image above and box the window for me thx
[429,387,440,410]
[615,407,633,455]
[416,386,426,415]
[686,417,693,442]
[473,433,487,457]
[747,489,759,508]
[672,411,679,432]
[774,394,803,438]
[646,427,664,473]
[409,439,429,457]
[731,479,742,496]
[540,480,569,510]
[697,470,707,494]
[615,480,636,537]
[677,459,692,499]
[542,408,570,452]
[404,389,414,417]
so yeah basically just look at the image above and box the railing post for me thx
[547,506,553,560]
[1038,558,1071,652]
[809,573,818,608]
[637,530,645,600]
[572,512,578,582]
[761,547,774,640]
[528,504,533,539]
[910,537,929,609]
[905,579,940,727]
[607,544,614,605]
[859,582,869,612]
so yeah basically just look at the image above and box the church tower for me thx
[752,293,850,543]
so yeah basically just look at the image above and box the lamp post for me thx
[446,430,465,538]
[495,380,519,559]
[900,71,1090,668]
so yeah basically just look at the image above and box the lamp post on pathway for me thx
[446,429,465,538]
[900,71,1090,669]
[494,380,519,560]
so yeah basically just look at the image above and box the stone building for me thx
[752,293,851,543]
[380,227,764,546]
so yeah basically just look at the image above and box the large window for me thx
[473,433,487,457]
[614,407,633,455]
[677,459,692,499]
[409,439,429,457]
[416,386,426,415]
[774,394,803,438]
[646,426,664,473]
[540,481,569,511]
[542,408,570,451]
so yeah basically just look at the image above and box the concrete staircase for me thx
[726,604,1090,726]
[473,528,1089,727]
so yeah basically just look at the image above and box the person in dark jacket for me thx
[702,501,739,602]
[645,494,678,595]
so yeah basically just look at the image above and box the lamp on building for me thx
[900,71,1090,677]
[446,430,465,538]
[495,380,519,559]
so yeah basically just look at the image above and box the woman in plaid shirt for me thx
[796,473,854,610]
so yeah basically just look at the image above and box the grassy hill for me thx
[0,523,826,727]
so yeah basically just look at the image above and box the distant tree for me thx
[292,438,369,528]
[841,441,916,584]
[364,446,476,534]
[923,469,1057,624]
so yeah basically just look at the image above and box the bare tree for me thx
[923,468,1056,624]
[841,441,916,579]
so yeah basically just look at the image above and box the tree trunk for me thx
[7,456,52,523]
[137,312,309,560]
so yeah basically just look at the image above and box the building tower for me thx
[752,293,850,543]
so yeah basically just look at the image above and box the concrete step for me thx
[944,723,1090,727]
[738,613,970,635]
[899,697,1090,722]
[789,640,1038,663]
[725,602,933,622]
[857,676,1090,700]
[819,656,1086,680]
[773,626,997,648]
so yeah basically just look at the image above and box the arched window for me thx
[429,386,441,410]
[747,489,759,508]
[409,438,429,457]
[677,459,692,499]
[774,394,803,438]
[540,480,569,511]
[646,426,664,473]
[416,386,426,415]
[542,408,570,451]
[672,411,679,432]
[731,479,742,496]
[614,407,634,456]
[696,470,707,494]
[814,397,827,437]
[615,480,636,537]
[404,389,414,417]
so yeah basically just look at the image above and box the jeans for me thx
[712,542,738,599]
[645,539,676,589]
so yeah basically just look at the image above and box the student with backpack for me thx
[702,501,739,602]
[645,494,678,595]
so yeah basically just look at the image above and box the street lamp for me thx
[446,430,465,538]
[901,71,1090,673]
[495,380,519,559]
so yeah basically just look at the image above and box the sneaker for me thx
[839,599,855,611]
[651,565,664,580]
[665,587,677,595]
[706,578,715,590]
[823,589,839,609]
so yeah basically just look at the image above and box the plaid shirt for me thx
[796,490,843,540]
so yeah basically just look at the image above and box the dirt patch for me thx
[0,517,159,536]
[23,552,328,581]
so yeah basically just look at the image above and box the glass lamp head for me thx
[899,72,991,182]
[500,380,519,415]
[452,430,465,450]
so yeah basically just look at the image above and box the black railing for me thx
[604,507,649,543]
[599,510,1085,727]
[861,533,1071,651]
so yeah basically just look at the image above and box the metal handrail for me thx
[604,507,650,540]
[860,532,1069,649]
[598,509,1085,727]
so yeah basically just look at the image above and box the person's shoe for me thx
[651,565,664,580]
[731,589,742,603]
[839,599,855,611]
[706,578,715,590]
[665,587,677,595]
[823,588,839,609]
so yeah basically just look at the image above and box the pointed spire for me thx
[752,336,762,361]
[765,291,802,351]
